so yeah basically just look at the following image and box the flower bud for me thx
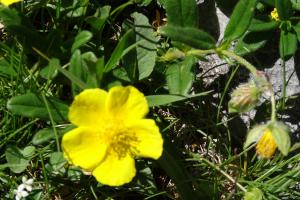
[228,82,261,113]
[244,121,291,159]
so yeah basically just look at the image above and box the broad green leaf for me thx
[71,30,93,53]
[123,12,158,81]
[7,93,69,122]
[244,124,266,148]
[69,50,87,95]
[67,0,89,17]
[86,6,111,31]
[40,58,59,80]
[244,187,263,200]
[275,0,292,20]
[279,29,297,60]
[49,152,67,171]
[234,31,271,55]
[161,25,216,50]
[104,29,134,72]
[136,0,153,6]
[249,19,279,32]
[224,0,258,42]
[5,146,35,173]
[146,91,212,107]
[163,0,198,27]
[166,56,196,95]
[269,122,290,156]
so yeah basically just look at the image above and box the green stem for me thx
[190,156,247,192]
[110,0,134,17]
[281,59,286,110]
[41,93,60,152]
[219,50,257,75]
[270,89,277,122]
[187,49,216,56]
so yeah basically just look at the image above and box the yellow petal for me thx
[130,119,163,159]
[62,127,107,171]
[69,88,108,127]
[256,129,277,158]
[106,86,149,121]
[92,154,136,186]
[0,0,21,6]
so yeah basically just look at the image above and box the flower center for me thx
[103,123,140,159]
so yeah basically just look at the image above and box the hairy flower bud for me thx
[228,82,261,113]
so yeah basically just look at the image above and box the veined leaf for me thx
[224,0,258,42]
[161,25,216,50]
[163,0,198,27]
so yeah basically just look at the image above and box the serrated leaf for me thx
[163,0,198,27]
[224,0,258,42]
[7,93,69,122]
[161,25,216,50]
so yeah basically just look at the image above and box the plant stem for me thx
[270,89,277,122]
[219,50,257,75]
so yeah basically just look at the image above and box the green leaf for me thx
[123,12,158,81]
[279,29,297,60]
[161,25,216,50]
[163,0,198,27]
[71,30,93,53]
[7,93,69,122]
[275,0,292,20]
[249,19,279,32]
[244,124,266,148]
[269,122,290,156]
[244,187,263,200]
[49,152,67,171]
[166,56,196,95]
[86,6,111,31]
[40,58,59,80]
[5,146,35,173]
[224,0,258,42]
[292,22,300,42]
[104,29,134,72]
[33,128,57,145]
[146,91,212,107]
[234,31,271,55]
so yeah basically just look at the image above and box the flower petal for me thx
[62,127,107,171]
[92,154,136,186]
[129,119,163,159]
[69,88,108,127]
[106,86,149,121]
[1,0,22,6]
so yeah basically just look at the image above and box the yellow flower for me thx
[62,86,163,186]
[0,0,21,6]
[256,128,277,158]
[270,8,279,21]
